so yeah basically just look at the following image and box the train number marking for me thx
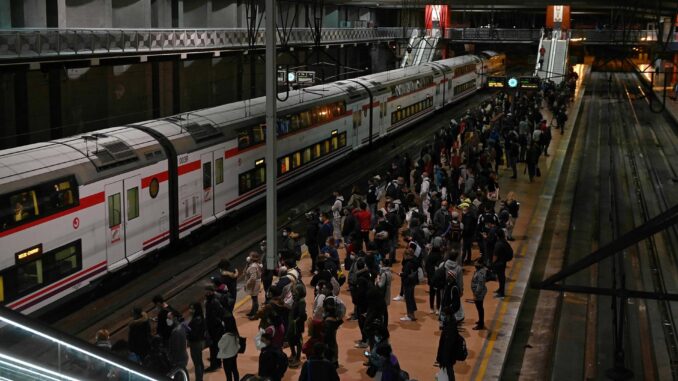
[72,217,80,229]
[179,156,189,165]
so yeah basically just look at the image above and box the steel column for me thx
[265,0,278,269]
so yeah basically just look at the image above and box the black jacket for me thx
[128,312,152,359]
[204,295,225,338]
[298,357,340,381]
[493,239,513,266]
[187,315,206,343]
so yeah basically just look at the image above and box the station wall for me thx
[0,45,381,149]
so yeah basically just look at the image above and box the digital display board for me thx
[487,76,506,88]
[296,71,315,84]
[519,77,541,89]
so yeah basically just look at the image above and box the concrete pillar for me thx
[0,1,11,28]
[211,0,237,27]
[11,0,47,27]
[48,67,63,140]
[12,72,27,146]
[112,0,152,28]
[183,0,208,27]
[151,0,173,27]
[323,5,338,28]
[0,74,16,149]
[63,0,112,28]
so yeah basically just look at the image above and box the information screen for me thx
[487,76,506,88]
[519,77,541,89]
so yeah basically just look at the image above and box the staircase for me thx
[401,28,441,68]
[535,29,569,84]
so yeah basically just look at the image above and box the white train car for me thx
[0,54,503,314]
[0,128,169,312]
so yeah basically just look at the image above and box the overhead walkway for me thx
[535,29,570,84]
[400,28,440,68]
[0,306,186,381]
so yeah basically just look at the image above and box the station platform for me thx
[179,67,588,381]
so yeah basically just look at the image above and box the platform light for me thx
[508,77,518,88]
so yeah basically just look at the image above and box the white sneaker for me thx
[400,316,412,321]
[393,295,404,301]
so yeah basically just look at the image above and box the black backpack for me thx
[449,220,462,242]
[431,266,447,289]
[505,241,514,262]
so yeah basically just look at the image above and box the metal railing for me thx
[0,27,662,61]
[0,306,166,381]
[0,27,405,60]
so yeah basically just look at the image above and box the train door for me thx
[352,108,362,147]
[104,176,141,271]
[201,152,215,222]
[212,149,226,217]
[123,176,142,257]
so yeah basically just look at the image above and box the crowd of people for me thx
[94,71,577,381]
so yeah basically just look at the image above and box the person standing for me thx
[305,211,320,273]
[505,192,519,241]
[470,261,488,330]
[331,191,344,242]
[376,258,393,324]
[244,252,263,319]
[204,285,226,372]
[187,302,206,381]
[399,248,419,322]
[436,311,463,381]
[218,259,239,311]
[258,332,288,381]
[166,311,188,371]
[492,229,513,298]
[151,295,178,348]
[218,318,241,381]
[128,307,151,360]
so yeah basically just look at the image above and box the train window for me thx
[313,144,321,159]
[237,165,266,195]
[203,162,212,190]
[447,79,452,90]
[237,129,250,149]
[323,140,330,155]
[303,148,312,164]
[43,242,81,284]
[127,187,139,221]
[280,156,290,175]
[252,125,265,145]
[149,178,159,198]
[215,158,224,185]
[292,152,302,169]
[0,240,82,303]
[331,136,339,151]
[239,173,252,195]
[339,132,347,148]
[108,193,121,228]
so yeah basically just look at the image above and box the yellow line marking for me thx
[474,244,527,380]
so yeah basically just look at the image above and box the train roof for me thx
[0,127,165,192]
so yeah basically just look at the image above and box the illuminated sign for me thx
[331,130,338,136]
[287,72,296,82]
[16,244,42,264]
[488,76,506,88]
[519,77,541,89]
[508,77,519,88]
[296,71,315,84]
[255,158,265,166]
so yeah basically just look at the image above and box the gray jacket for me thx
[377,267,393,305]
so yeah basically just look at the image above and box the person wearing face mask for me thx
[151,294,180,348]
[166,310,188,371]
[244,252,263,320]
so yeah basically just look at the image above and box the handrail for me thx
[0,306,167,380]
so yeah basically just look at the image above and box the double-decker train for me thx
[0,51,505,314]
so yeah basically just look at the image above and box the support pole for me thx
[265,0,278,270]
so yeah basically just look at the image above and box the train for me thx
[0,51,505,314]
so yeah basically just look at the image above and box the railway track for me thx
[510,69,678,380]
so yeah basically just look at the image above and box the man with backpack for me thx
[436,307,466,381]
[448,211,464,261]
[492,229,514,298]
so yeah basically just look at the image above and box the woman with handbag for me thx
[218,318,241,381]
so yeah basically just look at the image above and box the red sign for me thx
[72,217,80,229]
